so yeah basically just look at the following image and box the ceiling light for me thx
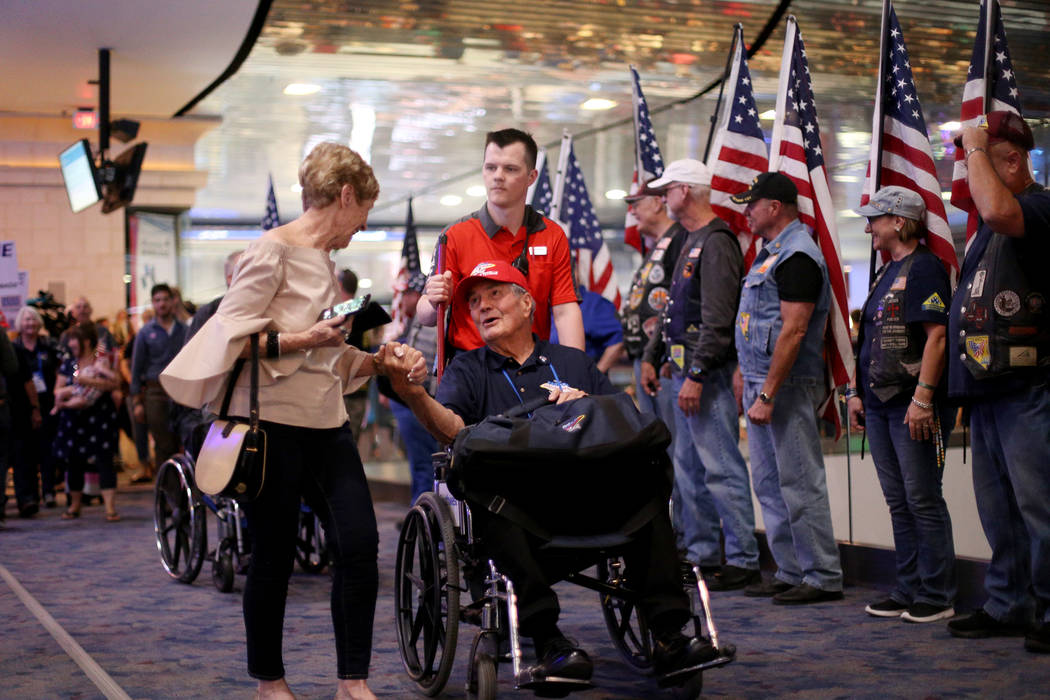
[284,83,321,96]
[358,278,373,289]
[290,184,303,193]
[759,110,777,121]
[466,185,486,197]
[581,98,617,111]
[605,189,627,200]
[940,121,961,132]
[440,194,463,206]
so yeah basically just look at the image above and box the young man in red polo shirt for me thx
[416,128,584,353]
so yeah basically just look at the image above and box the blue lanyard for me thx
[501,361,562,412]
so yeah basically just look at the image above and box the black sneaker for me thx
[901,602,955,623]
[772,583,844,605]
[707,565,761,592]
[534,637,593,681]
[744,579,793,597]
[1025,622,1050,654]
[652,633,719,676]
[948,609,1029,639]
[18,502,39,518]
[864,598,908,618]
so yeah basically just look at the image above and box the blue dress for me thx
[53,356,118,464]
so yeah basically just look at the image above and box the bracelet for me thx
[372,353,383,375]
[916,380,937,392]
[910,396,933,410]
[964,146,986,161]
[266,330,280,359]
[844,387,858,400]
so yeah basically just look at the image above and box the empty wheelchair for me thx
[394,394,734,699]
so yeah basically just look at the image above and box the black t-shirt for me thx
[774,252,822,303]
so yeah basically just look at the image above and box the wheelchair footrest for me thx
[655,644,736,688]
[517,667,595,697]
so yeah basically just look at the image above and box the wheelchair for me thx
[153,452,329,592]
[394,446,735,700]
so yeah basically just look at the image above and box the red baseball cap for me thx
[985,111,1034,151]
[454,260,531,309]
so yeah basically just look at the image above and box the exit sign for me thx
[73,110,98,129]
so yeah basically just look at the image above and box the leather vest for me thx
[956,190,1050,380]
[861,249,928,402]
[620,224,683,359]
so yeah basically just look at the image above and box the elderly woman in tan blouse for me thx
[163,143,425,700]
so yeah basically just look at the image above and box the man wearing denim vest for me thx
[730,172,843,604]
[946,112,1050,653]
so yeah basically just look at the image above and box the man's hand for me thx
[954,124,989,154]
[659,362,672,379]
[547,386,587,405]
[732,366,744,416]
[133,401,145,423]
[640,361,660,396]
[677,378,703,416]
[375,342,427,393]
[847,396,865,432]
[424,271,454,307]
[903,399,935,442]
[746,395,773,425]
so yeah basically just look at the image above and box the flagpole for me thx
[526,150,546,205]
[630,65,644,178]
[550,130,572,222]
[703,24,741,163]
[983,0,996,110]
[868,0,892,287]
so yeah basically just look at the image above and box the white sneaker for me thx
[901,603,955,623]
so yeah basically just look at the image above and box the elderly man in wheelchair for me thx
[379,260,732,697]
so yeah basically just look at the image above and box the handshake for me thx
[374,341,429,391]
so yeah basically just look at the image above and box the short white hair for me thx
[14,306,42,333]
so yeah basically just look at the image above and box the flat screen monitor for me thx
[58,139,102,213]
[101,142,148,214]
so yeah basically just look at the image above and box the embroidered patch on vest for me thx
[756,253,779,274]
[738,312,751,339]
[1009,346,1037,367]
[921,292,946,313]
[890,276,907,291]
[993,290,1021,317]
[647,287,668,311]
[966,335,991,369]
[670,344,685,369]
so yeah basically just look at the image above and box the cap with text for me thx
[454,260,532,308]
[729,171,798,205]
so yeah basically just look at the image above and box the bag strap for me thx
[218,333,259,422]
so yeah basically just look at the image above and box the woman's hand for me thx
[291,315,354,351]
[376,342,427,390]
[904,399,935,441]
[847,395,865,432]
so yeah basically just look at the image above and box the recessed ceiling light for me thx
[581,98,617,111]
[605,189,627,200]
[284,83,321,96]
[440,194,463,206]
[759,110,777,121]
[466,185,486,197]
[940,121,961,132]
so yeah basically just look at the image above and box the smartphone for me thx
[319,294,370,321]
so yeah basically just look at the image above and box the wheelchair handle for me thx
[501,395,551,419]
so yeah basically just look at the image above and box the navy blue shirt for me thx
[130,318,186,395]
[947,188,1050,399]
[436,337,616,425]
[858,249,950,408]
[550,288,624,364]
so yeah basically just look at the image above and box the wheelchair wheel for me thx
[295,506,328,574]
[471,657,497,700]
[597,556,653,672]
[467,630,500,700]
[212,538,236,593]
[153,456,207,583]
[395,492,461,696]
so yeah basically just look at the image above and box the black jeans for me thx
[476,506,690,639]
[242,421,378,681]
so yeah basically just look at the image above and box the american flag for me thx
[624,66,665,254]
[528,149,554,216]
[950,0,1023,251]
[262,174,280,230]
[862,3,958,283]
[388,198,426,340]
[552,135,621,308]
[707,25,768,273]
[770,17,853,436]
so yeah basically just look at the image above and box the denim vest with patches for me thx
[735,219,830,382]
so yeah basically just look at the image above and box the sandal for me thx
[61,510,81,520]
[105,512,122,523]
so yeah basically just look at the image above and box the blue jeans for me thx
[672,367,758,570]
[744,378,842,591]
[969,381,1050,625]
[390,398,439,504]
[866,399,956,607]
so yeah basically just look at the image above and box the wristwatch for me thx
[758,391,773,405]
[686,365,704,383]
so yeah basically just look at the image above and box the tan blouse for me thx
[160,238,369,429]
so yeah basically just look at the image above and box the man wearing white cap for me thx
[640,159,760,591]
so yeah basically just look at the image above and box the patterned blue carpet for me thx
[2,484,1047,699]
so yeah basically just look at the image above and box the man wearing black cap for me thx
[730,172,844,604]
[640,159,760,591]
[947,112,1050,652]
[381,259,716,683]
